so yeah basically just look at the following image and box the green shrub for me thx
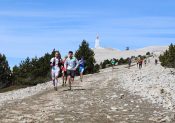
[146,52,151,56]
[159,43,175,69]
[12,51,56,86]
[100,59,111,69]
[118,58,128,65]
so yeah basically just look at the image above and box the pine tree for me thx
[146,52,151,56]
[159,43,175,73]
[168,44,175,68]
[75,40,99,74]
[0,54,12,88]
[12,50,61,85]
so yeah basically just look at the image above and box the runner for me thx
[139,58,143,69]
[136,58,140,68]
[61,56,68,86]
[50,51,62,91]
[64,51,79,90]
[128,57,132,69]
[155,59,158,65]
[79,57,85,82]
[144,59,147,66]
[111,58,116,69]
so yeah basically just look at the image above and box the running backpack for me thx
[52,58,62,67]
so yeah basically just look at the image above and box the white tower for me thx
[95,34,100,48]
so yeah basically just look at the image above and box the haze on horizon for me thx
[0,0,175,68]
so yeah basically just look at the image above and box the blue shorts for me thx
[79,67,85,73]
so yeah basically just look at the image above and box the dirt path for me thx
[0,66,173,123]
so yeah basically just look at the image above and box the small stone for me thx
[149,117,159,122]
[160,89,165,94]
[123,109,128,112]
[55,118,64,121]
[130,100,134,103]
[120,94,124,99]
[159,117,168,123]
[124,104,128,107]
[111,107,118,111]
[128,115,135,117]
[128,109,132,112]
[107,115,111,119]
[111,95,118,99]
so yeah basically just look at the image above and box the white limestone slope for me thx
[117,58,175,110]
[93,46,168,63]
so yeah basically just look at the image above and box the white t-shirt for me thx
[50,57,61,70]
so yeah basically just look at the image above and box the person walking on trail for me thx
[155,59,158,65]
[128,57,132,69]
[79,57,85,82]
[136,58,139,68]
[61,56,68,86]
[50,51,62,91]
[64,51,79,90]
[144,59,147,66]
[111,58,116,69]
[139,58,143,69]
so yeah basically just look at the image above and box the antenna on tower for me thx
[95,34,100,49]
[96,34,99,39]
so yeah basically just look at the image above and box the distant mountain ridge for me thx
[93,46,168,63]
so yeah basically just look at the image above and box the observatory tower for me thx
[95,34,100,49]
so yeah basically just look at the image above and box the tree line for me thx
[0,42,174,90]
[0,40,99,89]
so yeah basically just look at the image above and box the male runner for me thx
[111,58,116,69]
[64,51,79,90]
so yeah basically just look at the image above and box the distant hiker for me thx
[128,57,132,69]
[79,57,85,82]
[136,58,140,68]
[61,56,68,86]
[111,58,116,69]
[50,51,62,91]
[155,59,158,65]
[139,59,143,69]
[144,59,147,66]
[64,51,79,90]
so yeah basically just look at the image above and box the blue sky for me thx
[0,0,175,68]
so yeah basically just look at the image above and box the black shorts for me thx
[67,70,75,78]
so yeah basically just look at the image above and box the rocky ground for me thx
[118,58,175,111]
[0,65,174,123]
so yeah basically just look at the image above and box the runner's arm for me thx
[64,59,68,70]
[50,58,54,67]
[74,59,79,70]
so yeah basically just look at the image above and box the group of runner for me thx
[50,51,159,91]
[136,57,156,69]
[137,58,147,69]
[111,56,157,70]
[50,51,85,91]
